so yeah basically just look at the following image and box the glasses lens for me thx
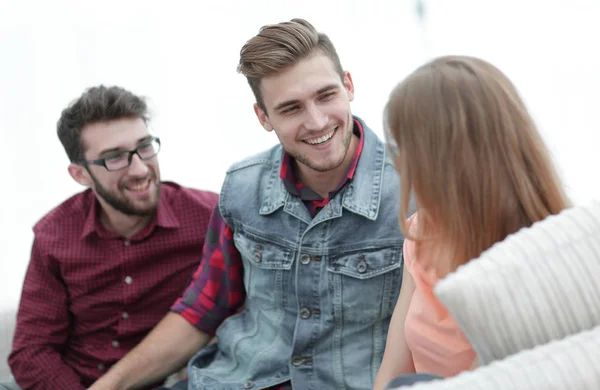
[104,153,130,171]
[137,138,160,160]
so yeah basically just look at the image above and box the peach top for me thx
[403,214,476,377]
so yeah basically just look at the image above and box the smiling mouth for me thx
[303,128,337,145]
[124,179,151,192]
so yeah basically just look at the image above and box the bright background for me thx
[1,0,599,307]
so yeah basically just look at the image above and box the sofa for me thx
[4,201,600,388]
[0,307,16,379]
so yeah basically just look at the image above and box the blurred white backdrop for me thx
[1,0,599,307]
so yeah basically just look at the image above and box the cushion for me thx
[389,325,600,389]
[435,201,600,364]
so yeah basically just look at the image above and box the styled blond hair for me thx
[237,18,344,113]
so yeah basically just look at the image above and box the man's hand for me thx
[88,313,211,390]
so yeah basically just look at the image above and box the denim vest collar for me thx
[259,116,385,222]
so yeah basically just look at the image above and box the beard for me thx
[290,124,353,173]
[89,170,160,217]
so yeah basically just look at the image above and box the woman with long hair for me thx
[374,55,570,389]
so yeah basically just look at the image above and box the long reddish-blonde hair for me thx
[384,55,570,274]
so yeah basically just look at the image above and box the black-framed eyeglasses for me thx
[78,137,161,172]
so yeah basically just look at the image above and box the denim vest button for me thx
[357,260,368,273]
[255,245,262,263]
[299,308,311,319]
[300,254,310,265]
[291,356,305,366]
[244,380,254,389]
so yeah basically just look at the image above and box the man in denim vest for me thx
[90,18,404,390]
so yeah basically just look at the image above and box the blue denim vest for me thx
[188,117,404,390]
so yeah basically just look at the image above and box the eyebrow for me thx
[98,136,153,156]
[272,84,340,112]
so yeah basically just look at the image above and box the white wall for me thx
[1,0,598,308]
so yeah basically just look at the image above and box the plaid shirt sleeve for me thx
[171,205,245,335]
[9,234,87,390]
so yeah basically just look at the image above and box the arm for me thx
[89,206,246,390]
[373,261,416,390]
[88,312,210,390]
[8,236,87,390]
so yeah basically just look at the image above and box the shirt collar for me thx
[278,118,365,196]
[81,184,180,239]
[260,116,388,221]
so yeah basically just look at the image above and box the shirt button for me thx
[124,276,133,284]
[327,206,333,216]
[122,312,129,319]
[299,308,311,319]
[112,340,120,348]
[124,240,131,246]
[244,380,254,389]
[300,254,310,265]
[291,356,305,366]
[97,363,105,370]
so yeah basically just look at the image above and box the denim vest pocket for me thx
[327,246,402,322]
[234,231,295,309]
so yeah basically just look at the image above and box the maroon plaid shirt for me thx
[9,182,217,390]
[172,120,364,389]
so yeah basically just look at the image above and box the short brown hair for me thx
[57,85,149,162]
[237,18,344,113]
[384,55,570,274]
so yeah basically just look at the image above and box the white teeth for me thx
[127,181,150,192]
[305,130,335,145]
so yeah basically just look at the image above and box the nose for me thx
[304,103,328,131]
[127,153,150,177]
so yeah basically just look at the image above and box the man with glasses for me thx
[1,85,217,390]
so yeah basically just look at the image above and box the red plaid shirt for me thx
[9,182,217,390]
[172,120,364,389]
